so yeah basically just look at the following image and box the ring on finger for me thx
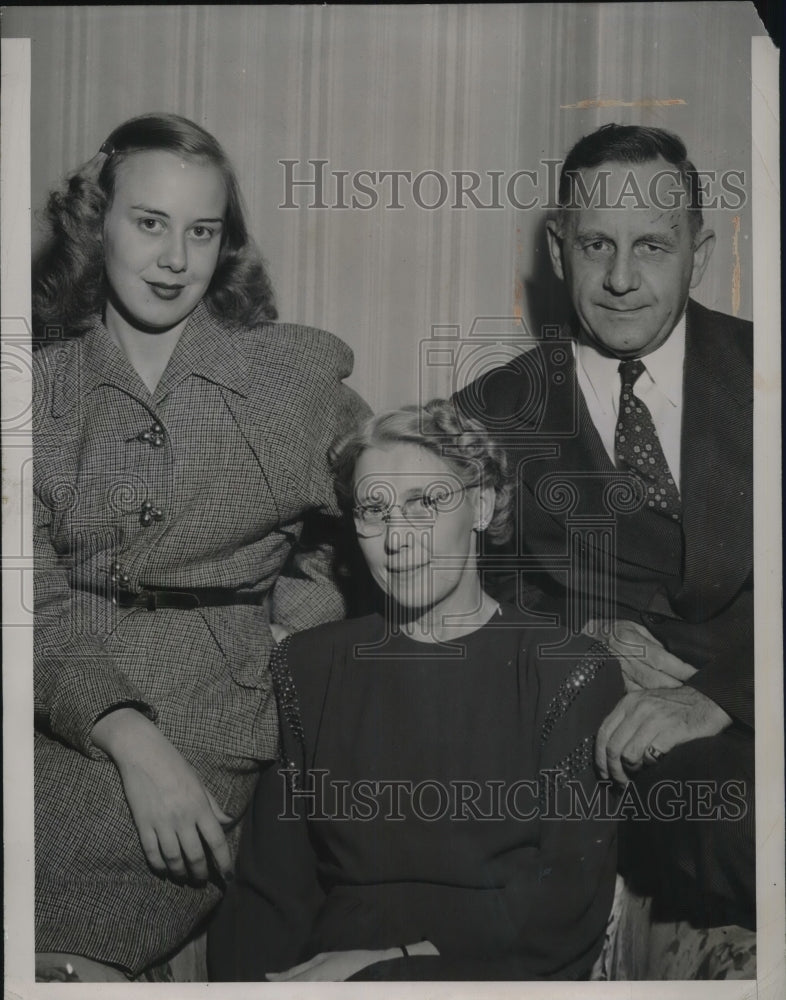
[643,744,665,764]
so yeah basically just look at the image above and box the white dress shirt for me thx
[574,315,686,491]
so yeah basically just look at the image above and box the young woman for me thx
[209,400,623,981]
[32,112,368,981]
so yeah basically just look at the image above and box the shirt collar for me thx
[641,314,686,406]
[154,301,251,400]
[574,313,686,407]
[52,301,251,416]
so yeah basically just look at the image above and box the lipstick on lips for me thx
[387,563,428,576]
[147,281,185,301]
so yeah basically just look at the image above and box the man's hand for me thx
[266,942,439,982]
[91,708,234,882]
[595,685,732,784]
[585,619,696,692]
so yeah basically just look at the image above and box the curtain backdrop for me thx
[5,3,760,409]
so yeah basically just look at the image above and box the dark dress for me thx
[209,606,624,981]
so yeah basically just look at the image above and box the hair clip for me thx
[98,140,115,157]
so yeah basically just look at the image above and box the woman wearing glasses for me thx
[210,399,623,981]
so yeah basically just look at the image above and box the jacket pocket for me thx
[200,604,275,691]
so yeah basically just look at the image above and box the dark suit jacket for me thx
[455,299,753,729]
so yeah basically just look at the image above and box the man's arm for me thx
[593,617,749,782]
[680,588,754,729]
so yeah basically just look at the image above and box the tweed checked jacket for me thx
[33,304,370,970]
[33,303,369,763]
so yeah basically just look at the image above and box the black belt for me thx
[114,587,266,610]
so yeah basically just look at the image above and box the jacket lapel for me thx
[521,340,683,577]
[519,340,612,500]
[671,301,752,617]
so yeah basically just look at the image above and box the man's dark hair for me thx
[557,123,703,235]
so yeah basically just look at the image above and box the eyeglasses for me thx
[353,482,480,537]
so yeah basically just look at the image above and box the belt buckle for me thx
[139,589,158,611]
[114,586,154,609]
[113,587,134,608]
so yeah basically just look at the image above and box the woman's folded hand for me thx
[91,707,234,883]
[266,941,439,982]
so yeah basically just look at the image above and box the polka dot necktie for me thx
[615,359,681,521]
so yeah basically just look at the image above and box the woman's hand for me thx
[91,708,234,883]
[266,941,439,982]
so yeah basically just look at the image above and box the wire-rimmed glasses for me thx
[353,481,480,537]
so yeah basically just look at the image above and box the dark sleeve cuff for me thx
[686,641,754,730]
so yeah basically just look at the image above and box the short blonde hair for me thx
[330,398,513,544]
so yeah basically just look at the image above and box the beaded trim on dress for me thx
[268,636,307,789]
[539,640,610,746]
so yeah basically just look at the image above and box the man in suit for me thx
[455,124,753,924]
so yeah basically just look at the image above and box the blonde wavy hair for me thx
[330,398,513,544]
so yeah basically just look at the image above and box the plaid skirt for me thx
[35,605,277,976]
